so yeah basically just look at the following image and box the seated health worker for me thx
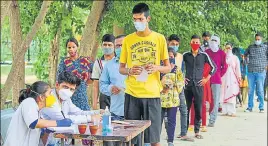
[4,81,72,146]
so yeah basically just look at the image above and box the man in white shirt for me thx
[41,71,103,145]
[92,34,116,110]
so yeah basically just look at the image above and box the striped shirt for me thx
[245,44,268,73]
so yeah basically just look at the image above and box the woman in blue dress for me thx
[57,38,94,110]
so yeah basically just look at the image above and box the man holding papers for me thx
[119,3,171,146]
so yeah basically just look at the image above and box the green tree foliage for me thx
[2,1,267,80]
[101,1,267,52]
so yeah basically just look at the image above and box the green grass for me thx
[1,65,35,76]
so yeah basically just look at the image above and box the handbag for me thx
[240,76,248,87]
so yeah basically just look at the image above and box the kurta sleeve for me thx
[235,56,242,78]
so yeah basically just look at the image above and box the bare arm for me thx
[119,63,129,75]
[92,80,99,110]
[155,59,171,73]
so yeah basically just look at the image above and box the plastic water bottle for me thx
[102,106,111,135]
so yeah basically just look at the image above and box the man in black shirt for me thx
[183,35,216,139]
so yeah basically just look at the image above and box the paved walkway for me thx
[160,101,267,146]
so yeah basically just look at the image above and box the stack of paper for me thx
[47,125,75,133]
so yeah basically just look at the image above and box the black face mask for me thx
[203,40,209,47]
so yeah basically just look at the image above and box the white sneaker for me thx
[244,108,252,112]
[168,142,174,146]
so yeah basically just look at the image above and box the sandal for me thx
[228,114,236,117]
[188,125,194,132]
[200,126,207,132]
[180,136,195,142]
[221,114,228,116]
[195,134,203,139]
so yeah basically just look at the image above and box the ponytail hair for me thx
[19,81,50,104]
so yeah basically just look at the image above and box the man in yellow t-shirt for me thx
[119,3,171,146]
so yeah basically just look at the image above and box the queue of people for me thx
[3,2,267,146]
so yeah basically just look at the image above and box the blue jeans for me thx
[247,71,266,110]
[209,84,221,124]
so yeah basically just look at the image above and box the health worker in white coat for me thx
[40,71,104,145]
[4,81,72,146]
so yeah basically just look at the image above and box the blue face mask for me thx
[170,46,179,52]
[169,58,175,64]
[134,22,147,32]
[115,48,121,58]
[102,48,114,55]
[255,40,262,46]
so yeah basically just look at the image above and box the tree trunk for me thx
[48,26,61,86]
[90,29,100,59]
[113,23,125,37]
[78,1,108,108]
[79,1,106,57]
[1,1,52,109]
[9,0,24,107]
[1,1,12,27]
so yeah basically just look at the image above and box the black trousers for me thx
[184,85,203,133]
[237,94,242,104]
[99,93,110,109]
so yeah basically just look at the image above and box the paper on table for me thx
[47,125,75,133]
[136,68,148,82]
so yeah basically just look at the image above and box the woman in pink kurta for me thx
[221,43,241,116]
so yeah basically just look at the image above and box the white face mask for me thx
[209,41,219,52]
[58,89,73,101]
[227,49,233,56]
[134,22,147,32]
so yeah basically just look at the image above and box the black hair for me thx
[225,42,233,47]
[132,3,150,17]
[168,47,177,57]
[168,34,180,42]
[255,33,262,38]
[232,47,240,56]
[191,34,200,40]
[202,32,211,37]
[102,34,115,43]
[19,81,50,104]
[115,34,126,39]
[57,71,81,87]
[65,37,79,48]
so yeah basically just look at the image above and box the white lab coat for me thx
[41,89,100,123]
[40,89,100,145]
[4,98,41,146]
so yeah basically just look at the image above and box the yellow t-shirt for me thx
[120,31,169,98]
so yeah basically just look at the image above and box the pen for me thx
[61,111,66,118]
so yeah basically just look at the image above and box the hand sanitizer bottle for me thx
[102,106,111,135]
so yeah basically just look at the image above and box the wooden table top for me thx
[54,120,151,142]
